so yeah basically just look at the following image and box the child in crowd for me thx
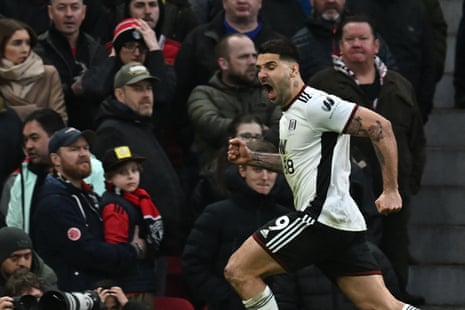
[101,145,164,309]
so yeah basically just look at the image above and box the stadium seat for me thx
[153,296,195,310]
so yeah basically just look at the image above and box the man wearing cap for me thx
[81,17,174,139]
[94,62,187,294]
[0,109,106,234]
[0,227,57,297]
[35,0,108,130]
[30,127,146,292]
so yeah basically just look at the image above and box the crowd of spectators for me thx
[0,0,453,308]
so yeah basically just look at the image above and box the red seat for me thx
[153,296,195,310]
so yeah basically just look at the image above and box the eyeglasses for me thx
[237,133,263,141]
[122,42,148,53]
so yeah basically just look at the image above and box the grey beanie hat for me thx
[0,227,32,265]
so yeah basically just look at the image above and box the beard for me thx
[227,70,259,87]
[60,159,92,180]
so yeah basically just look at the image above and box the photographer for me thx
[95,280,145,310]
[0,269,44,310]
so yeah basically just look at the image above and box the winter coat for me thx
[94,99,186,255]
[182,168,299,310]
[188,71,281,175]
[309,59,426,197]
[31,175,137,291]
[35,26,108,130]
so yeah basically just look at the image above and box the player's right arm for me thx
[227,138,283,173]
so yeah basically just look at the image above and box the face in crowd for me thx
[0,249,32,279]
[311,0,345,22]
[223,0,262,24]
[50,137,92,182]
[3,28,31,65]
[48,0,87,37]
[219,35,258,86]
[115,80,154,117]
[23,121,51,166]
[339,21,379,66]
[127,0,160,30]
[119,41,148,64]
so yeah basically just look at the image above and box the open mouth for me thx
[262,83,276,101]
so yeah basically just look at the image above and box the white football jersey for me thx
[279,86,366,231]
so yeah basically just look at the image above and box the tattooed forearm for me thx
[251,152,284,173]
[367,120,385,142]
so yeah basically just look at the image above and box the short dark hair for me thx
[258,38,300,64]
[338,14,379,40]
[227,114,264,138]
[0,18,37,59]
[23,109,65,137]
[4,269,44,297]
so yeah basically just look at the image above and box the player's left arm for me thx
[344,106,402,214]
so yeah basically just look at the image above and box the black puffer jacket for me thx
[94,99,187,255]
[182,168,299,310]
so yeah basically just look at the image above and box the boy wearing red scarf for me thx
[101,145,164,308]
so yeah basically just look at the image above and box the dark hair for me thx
[214,33,251,59]
[258,38,300,64]
[338,14,379,40]
[227,114,264,139]
[0,18,37,59]
[23,109,66,137]
[124,0,165,36]
[4,269,44,297]
[93,279,121,290]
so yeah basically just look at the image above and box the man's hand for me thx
[375,190,402,215]
[131,226,147,259]
[228,138,252,165]
[0,296,13,310]
[96,287,128,307]
[135,18,160,51]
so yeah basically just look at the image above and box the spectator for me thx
[0,94,23,208]
[291,0,397,82]
[0,0,114,44]
[100,145,164,309]
[0,18,67,123]
[81,17,173,138]
[188,33,281,192]
[0,227,57,296]
[0,109,105,234]
[35,0,109,130]
[346,0,436,123]
[454,0,465,108]
[94,280,145,310]
[174,0,282,153]
[309,15,426,305]
[4,269,44,299]
[182,140,299,310]
[188,0,306,37]
[31,127,146,291]
[94,63,187,293]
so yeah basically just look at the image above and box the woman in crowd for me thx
[0,18,67,123]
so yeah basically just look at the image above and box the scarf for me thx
[0,51,45,99]
[123,188,164,250]
[332,55,387,86]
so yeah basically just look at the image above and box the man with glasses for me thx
[35,0,108,131]
[0,227,57,298]
[80,17,174,138]
[188,33,281,190]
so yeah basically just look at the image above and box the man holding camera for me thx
[0,227,56,309]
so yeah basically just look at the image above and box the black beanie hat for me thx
[0,227,32,265]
